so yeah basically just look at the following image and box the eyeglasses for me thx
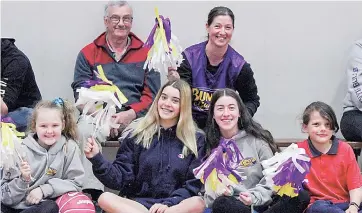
[108,15,133,24]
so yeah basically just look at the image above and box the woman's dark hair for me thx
[207,6,235,28]
[205,88,279,154]
[302,101,339,133]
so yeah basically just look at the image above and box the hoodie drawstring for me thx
[160,133,163,172]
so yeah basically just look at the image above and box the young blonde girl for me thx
[84,79,207,213]
[1,98,85,213]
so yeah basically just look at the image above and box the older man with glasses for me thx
[71,0,160,208]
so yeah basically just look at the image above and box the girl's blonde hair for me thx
[28,98,78,141]
[129,79,199,157]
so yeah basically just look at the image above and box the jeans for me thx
[204,208,259,213]
[211,196,264,213]
[340,110,362,157]
[307,200,362,213]
[2,107,33,132]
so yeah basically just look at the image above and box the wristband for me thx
[349,202,359,210]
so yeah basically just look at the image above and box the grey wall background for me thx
[2,1,362,139]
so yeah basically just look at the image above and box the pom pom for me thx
[143,8,183,74]
[261,143,311,197]
[0,117,25,170]
[75,65,128,138]
[193,138,250,200]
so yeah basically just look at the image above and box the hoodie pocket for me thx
[155,181,176,197]
[135,182,150,197]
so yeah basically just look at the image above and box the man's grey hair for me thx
[104,1,132,17]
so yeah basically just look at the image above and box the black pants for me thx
[340,110,362,157]
[212,196,269,213]
[264,190,310,213]
[1,200,59,213]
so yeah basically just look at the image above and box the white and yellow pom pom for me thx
[0,122,25,170]
[143,8,184,75]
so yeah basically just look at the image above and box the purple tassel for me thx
[144,15,173,50]
[81,80,111,88]
[272,157,311,194]
[1,116,15,124]
[144,23,157,48]
[163,16,172,44]
[194,138,246,184]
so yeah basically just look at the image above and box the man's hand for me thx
[149,203,169,213]
[26,187,43,205]
[239,192,253,206]
[110,109,136,138]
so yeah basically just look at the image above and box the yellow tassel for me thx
[227,174,239,185]
[95,65,128,104]
[154,7,169,53]
[170,43,178,57]
[273,183,298,197]
[96,65,112,85]
[206,169,219,192]
[1,122,24,149]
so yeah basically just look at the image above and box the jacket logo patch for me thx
[46,167,57,176]
[192,88,214,111]
[240,157,257,167]
[178,154,184,159]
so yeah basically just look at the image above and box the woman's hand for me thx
[149,203,169,213]
[19,161,32,182]
[84,137,100,158]
[239,192,253,206]
[26,187,43,205]
[167,67,180,81]
[345,205,359,213]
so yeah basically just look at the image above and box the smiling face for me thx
[35,108,64,149]
[157,86,181,127]
[213,95,240,138]
[104,5,133,40]
[206,15,234,48]
[303,110,333,145]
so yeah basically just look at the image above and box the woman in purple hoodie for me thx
[83,79,206,213]
[168,6,260,130]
